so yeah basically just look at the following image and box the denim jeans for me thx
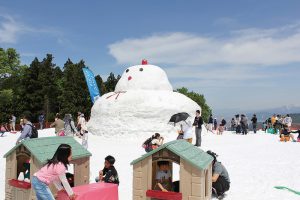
[39,122,43,130]
[32,176,55,200]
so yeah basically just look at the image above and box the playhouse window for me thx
[172,162,180,192]
[152,160,180,193]
[16,154,31,180]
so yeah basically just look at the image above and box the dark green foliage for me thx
[0,48,23,76]
[0,48,27,122]
[0,89,13,123]
[176,87,212,122]
[95,75,107,95]
[60,59,92,118]
[18,55,62,122]
[105,72,119,92]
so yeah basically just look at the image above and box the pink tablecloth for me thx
[57,182,118,200]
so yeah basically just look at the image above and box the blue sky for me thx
[1,0,300,114]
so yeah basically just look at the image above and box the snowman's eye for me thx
[139,68,143,72]
[126,69,129,73]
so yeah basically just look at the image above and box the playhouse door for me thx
[14,188,30,200]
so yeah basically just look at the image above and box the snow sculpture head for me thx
[115,61,173,91]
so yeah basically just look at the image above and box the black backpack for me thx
[143,137,152,146]
[28,124,38,138]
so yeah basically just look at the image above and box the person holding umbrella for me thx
[193,110,203,147]
[179,120,193,143]
[169,112,191,140]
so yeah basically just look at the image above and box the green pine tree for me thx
[95,75,107,95]
[176,87,212,122]
[60,59,92,118]
[105,72,118,92]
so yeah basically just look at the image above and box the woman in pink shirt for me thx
[32,144,77,200]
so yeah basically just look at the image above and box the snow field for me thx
[0,129,299,200]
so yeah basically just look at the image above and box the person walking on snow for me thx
[241,114,248,135]
[50,114,65,136]
[38,113,45,130]
[230,118,236,131]
[63,114,77,136]
[213,118,218,131]
[283,114,292,130]
[208,114,213,132]
[251,114,258,134]
[79,114,88,149]
[9,114,16,132]
[218,118,226,135]
[193,110,203,147]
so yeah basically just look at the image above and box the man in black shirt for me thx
[251,114,258,134]
[193,110,203,147]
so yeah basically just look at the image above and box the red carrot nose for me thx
[128,76,132,81]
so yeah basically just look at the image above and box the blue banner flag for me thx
[82,67,100,103]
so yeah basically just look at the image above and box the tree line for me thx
[0,47,211,123]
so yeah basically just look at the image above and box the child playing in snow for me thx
[95,155,119,185]
[1,123,9,136]
[280,125,296,142]
[142,133,163,152]
[151,133,164,150]
[154,161,173,192]
[32,144,76,200]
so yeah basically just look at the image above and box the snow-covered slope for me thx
[1,129,299,200]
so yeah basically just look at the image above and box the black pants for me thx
[213,176,230,196]
[236,125,241,134]
[241,124,247,134]
[195,128,202,146]
[253,123,257,133]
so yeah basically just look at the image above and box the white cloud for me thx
[108,23,300,67]
[0,14,63,44]
[0,15,22,43]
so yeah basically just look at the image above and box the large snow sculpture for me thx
[87,60,201,138]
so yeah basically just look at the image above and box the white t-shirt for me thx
[79,117,87,131]
[152,138,163,146]
[156,170,171,181]
[181,122,193,139]
[283,117,292,127]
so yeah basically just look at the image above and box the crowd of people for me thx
[263,114,292,133]
[2,111,89,149]
[206,115,227,135]
[262,114,299,142]
[228,114,252,134]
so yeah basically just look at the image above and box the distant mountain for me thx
[290,113,300,123]
[250,105,300,122]
[214,105,300,122]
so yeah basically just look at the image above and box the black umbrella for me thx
[168,112,190,126]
